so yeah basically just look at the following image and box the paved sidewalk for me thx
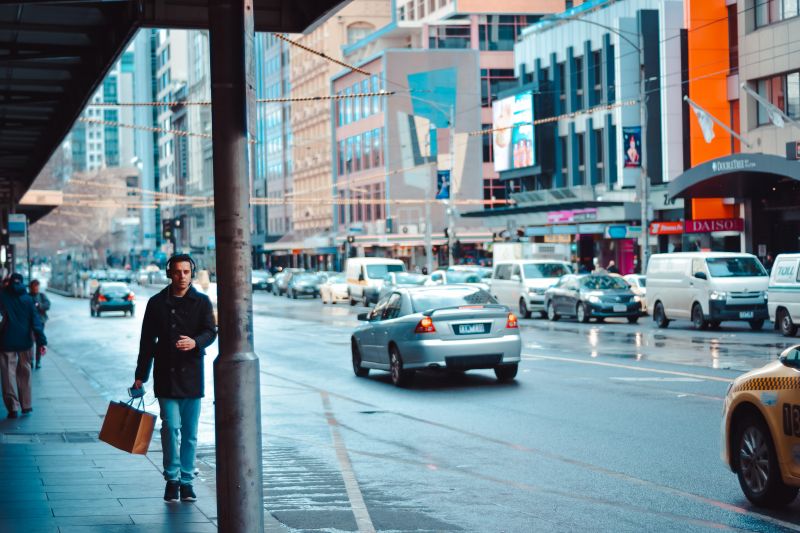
[0,348,219,533]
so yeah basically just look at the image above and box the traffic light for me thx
[162,218,173,240]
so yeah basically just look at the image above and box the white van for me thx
[768,253,800,336]
[345,258,406,306]
[646,252,769,330]
[491,260,573,318]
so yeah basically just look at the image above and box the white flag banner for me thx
[768,107,785,128]
[688,100,715,143]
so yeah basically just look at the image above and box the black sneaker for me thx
[21,408,32,415]
[7,411,17,419]
[164,480,180,502]
[180,484,197,502]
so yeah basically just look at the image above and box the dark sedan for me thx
[287,273,324,299]
[90,282,135,317]
[544,274,642,323]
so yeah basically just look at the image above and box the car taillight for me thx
[98,294,108,302]
[506,312,518,329]
[415,316,436,333]
[127,293,135,301]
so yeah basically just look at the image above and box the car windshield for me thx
[446,271,483,283]
[294,274,322,283]
[705,257,766,278]
[366,264,404,278]
[392,273,427,285]
[523,263,571,278]
[411,287,497,312]
[580,275,628,290]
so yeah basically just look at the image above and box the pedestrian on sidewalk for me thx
[132,254,216,504]
[29,279,50,370]
[0,273,46,418]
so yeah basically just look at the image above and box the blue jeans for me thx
[158,398,201,485]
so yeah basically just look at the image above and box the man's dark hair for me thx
[30,279,40,287]
[9,273,23,283]
[166,254,196,275]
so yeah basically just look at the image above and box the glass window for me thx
[366,264,405,278]
[429,25,471,49]
[411,287,496,312]
[785,0,799,18]
[345,87,352,124]
[788,72,800,118]
[346,137,353,174]
[353,84,361,122]
[373,128,382,166]
[523,263,571,279]
[494,264,512,280]
[382,293,403,320]
[354,134,361,172]
[372,75,381,114]
[362,79,370,117]
[705,257,767,277]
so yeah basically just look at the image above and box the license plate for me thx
[457,323,487,335]
[739,311,754,319]
[613,304,627,312]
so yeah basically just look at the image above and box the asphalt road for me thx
[43,284,800,532]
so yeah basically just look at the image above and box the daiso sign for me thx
[684,218,744,234]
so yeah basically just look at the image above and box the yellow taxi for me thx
[722,345,800,507]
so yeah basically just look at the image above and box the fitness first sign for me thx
[684,218,744,234]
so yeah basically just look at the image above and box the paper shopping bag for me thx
[99,401,156,455]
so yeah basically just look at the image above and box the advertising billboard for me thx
[492,91,534,172]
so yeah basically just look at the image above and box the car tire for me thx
[494,363,518,382]
[518,299,531,319]
[691,304,708,330]
[546,301,560,321]
[389,346,414,388]
[351,339,369,378]
[130,308,135,317]
[350,297,357,306]
[627,316,639,324]
[653,302,669,328]
[96,310,101,318]
[576,303,589,323]
[779,309,798,337]
[90,307,95,317]
[735,412,798,507]
[749,319,765,331]
[362,294,369,307]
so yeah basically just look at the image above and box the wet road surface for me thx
[43,285,800,532]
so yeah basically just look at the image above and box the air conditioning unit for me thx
[398,224,418,235]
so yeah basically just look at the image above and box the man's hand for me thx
[132,379,143,389]
[176,336,196,351]
[38,345,46,356]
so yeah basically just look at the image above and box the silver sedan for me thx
[351,285,522,387]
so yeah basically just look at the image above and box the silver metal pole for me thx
[425,126,434,274]
[447,105,455,267]
[639,42,649,273]
[208,2,264,532]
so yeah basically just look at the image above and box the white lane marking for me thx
[610,377,704,382]
[523,354,734,383]
[320,391,376,533]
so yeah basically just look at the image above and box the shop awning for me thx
[668,153,800,199]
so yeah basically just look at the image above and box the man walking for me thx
[0,273,46,418]
[29,279,50,370]
[132,254,216,503]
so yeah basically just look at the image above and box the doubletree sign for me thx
[684,218,744,234]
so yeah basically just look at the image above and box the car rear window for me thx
[446,271,483,283]
[411,287,496,312]
[523,263,571,278]
[393,273,426,285]
[101,284,130,296]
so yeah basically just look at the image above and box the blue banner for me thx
[436,170,451,200]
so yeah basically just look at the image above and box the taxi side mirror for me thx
[780,345,800,368]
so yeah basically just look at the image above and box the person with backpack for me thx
[29,279,50,369]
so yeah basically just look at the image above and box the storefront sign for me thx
[684,218,744,233]
[710,159,757,173]
[547,208,597,224]
[649,221,684,235]
[577,223,606,234]
[605,225,642,239]
[544,234,571,243]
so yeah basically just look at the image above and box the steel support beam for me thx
[208,1,264,532]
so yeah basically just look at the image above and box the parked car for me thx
[427,269,490,291]
[545,273,642,323]
[320,274,349,304]
[378,272,428,301]
[345,257,406,306]
[90,282,135,317]
[351,285,521,387]
[721,344,800,507]
[492,260,573,319]
[287,273,324,299]
[646,252,768,330]
[623,274,647,313]
[768,253,800,336]
[251,269,274,291]
[272,268,304,296]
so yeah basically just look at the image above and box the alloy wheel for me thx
[739,426,769,496]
